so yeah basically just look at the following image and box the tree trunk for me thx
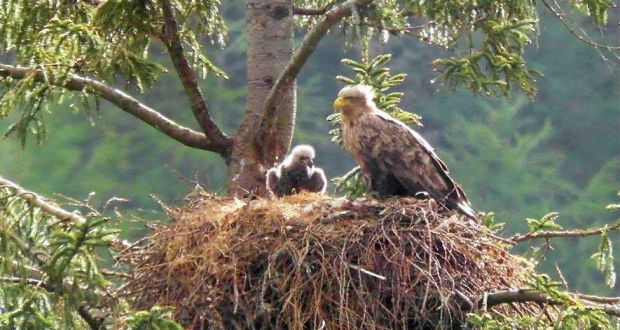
[227,0,295,197]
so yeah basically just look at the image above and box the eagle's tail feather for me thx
[456,201,477,221]
[444,185,477,221]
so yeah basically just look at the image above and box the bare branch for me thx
[159,0,232,158]
[601,305,620,318]
[574,293,620,304]
[468,289,620,318]
[481,289,556,308]
[255,0,374,159]
[0,176,85,223]
[293,5,331,16]
[510,221,620,243]
[0,64,213,151]
[541,0,620,58]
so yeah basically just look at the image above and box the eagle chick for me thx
[266,145,327,197]
[333,85,476,220]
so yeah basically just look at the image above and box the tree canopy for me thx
[1,0,620,328]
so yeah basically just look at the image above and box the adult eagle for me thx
[333,85,476,220]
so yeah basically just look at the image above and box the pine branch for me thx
[0,64,212,151]
[159,0,232,158]
[0,257,42,276]
[0,176,106,329]
[0,176,85,223]
[0,276,103,329]
[255,0,374,160]
[510,221,620,243]
[0,219,51,268]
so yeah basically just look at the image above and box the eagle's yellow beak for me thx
[333,97,346,112]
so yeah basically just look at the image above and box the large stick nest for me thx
[118,192,536,329]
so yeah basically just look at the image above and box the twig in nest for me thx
[346,263,386,280]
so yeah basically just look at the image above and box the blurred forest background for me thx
[1,2,619,296]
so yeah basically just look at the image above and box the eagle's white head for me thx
[338,84,376,101]
[333,85,378,117]
[283,144,315,168]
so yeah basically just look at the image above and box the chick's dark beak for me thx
[304,158,314,167]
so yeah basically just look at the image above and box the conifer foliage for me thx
[1,0,620,328]
[0,177,181,329]
[0,0,616,160]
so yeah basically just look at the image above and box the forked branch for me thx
[159,0,232,157]
[255,0,374,159]
[0,64,213,151]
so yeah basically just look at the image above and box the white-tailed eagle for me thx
[333,85,476,220]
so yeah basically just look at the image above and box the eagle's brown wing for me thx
[356,111,476,219]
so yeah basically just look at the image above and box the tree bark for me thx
[1,0,365,197]
[228,0,295,196]
[0,64,212,151]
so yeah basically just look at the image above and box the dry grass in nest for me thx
[118,191,536,329]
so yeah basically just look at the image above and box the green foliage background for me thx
[1,2,619,298]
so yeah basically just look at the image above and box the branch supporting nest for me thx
[477,290,556,309]
[467,289,620,318]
